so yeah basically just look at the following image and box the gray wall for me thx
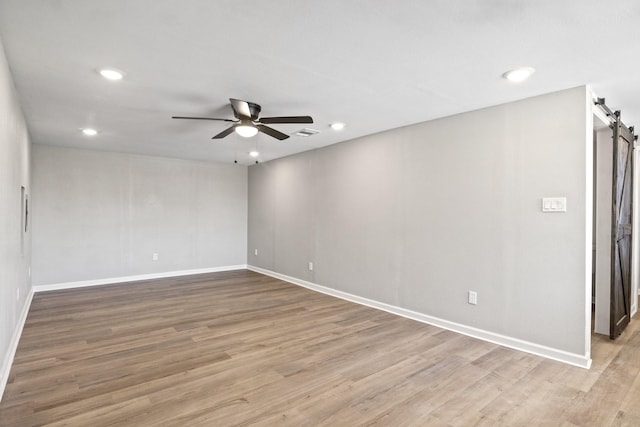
[248,86,590,356]
[0,38,31,385]
[32,146,247,285]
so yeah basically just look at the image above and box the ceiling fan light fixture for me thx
[235,124,258,138]
[502,67,535,83]
[98,68,125,81]
[174,99,312,141]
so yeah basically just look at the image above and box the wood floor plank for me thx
[1,269,639,426]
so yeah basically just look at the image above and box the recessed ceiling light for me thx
[502,67,535,83]
[249,150,259,158]
[330,122,345,131]
[99,68,125,81]
[81,128,98,136]
[236,124,258,138]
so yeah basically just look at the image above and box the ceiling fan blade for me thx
[212,126,237,139]
[257,124,289,140]
[229,98,252,119]
[172,116,235,122]
[259,116,313,124]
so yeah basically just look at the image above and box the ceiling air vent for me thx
[295,128,320,137]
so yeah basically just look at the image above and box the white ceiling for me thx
[0,0,639,165]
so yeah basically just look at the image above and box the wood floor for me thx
[1,270,639,426]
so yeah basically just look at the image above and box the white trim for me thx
[585,87,595,361]
[33,265,248,293]
[1,288,34,402]
[248,265,592,369]
[631,145,639,318]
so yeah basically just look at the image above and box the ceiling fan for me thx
[172,98,313,140]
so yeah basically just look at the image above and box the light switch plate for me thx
[542,197,567,213]
[468,290,477,305]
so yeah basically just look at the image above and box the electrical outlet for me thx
[308,262,314,271]
[152,252,159,261]
[468,291,477,305]
[254,249,258,256]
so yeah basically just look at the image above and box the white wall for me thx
[0,37,32,398]
[248,86,590,361]
[32,146,247,286]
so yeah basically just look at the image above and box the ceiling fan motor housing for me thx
[247,102,261,120]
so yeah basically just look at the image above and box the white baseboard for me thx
[248,265,592,369]
[33,265,248,293]
[0,287,34,403]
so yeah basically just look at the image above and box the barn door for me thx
[610,114,635,339]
